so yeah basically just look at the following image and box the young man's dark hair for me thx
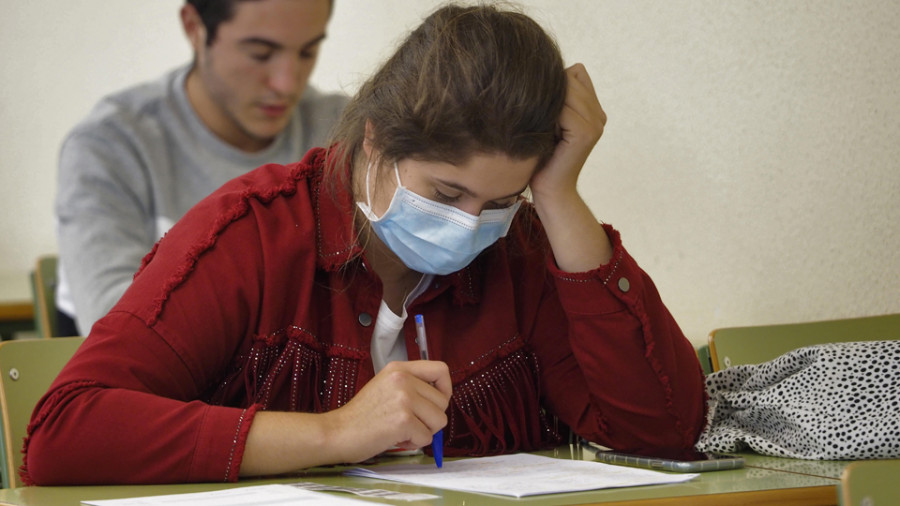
[187,0,333,45]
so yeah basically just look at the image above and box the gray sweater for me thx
[56,64,348,334]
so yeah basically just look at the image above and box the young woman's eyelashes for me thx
[432,188,461,204]
[483,198,519,210]
[431,188,519,210]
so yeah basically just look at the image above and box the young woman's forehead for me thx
[408,153,537,196]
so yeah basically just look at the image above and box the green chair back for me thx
[32,255,59,338]
[708,313,900,371]
[839,459,900,505]
[0,337,84,488]
[695,344,713,375]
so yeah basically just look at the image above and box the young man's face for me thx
[184,0,331,152]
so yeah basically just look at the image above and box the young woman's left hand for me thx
[529,63,606,203]
[528,64,613,271]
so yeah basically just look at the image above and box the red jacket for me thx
[24,148,706,485]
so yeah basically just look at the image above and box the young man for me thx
[56,0,347,335]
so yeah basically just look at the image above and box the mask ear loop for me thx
[364,160,374,208]
[364,158,403,212]
[392,161,403,188]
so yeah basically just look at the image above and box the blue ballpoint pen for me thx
[414,314,444,468]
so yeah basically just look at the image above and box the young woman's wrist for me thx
[531,185,581,222]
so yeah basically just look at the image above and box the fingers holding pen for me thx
[412,359,453,403]
[374,360,451,448]
[386,360,452,419]
[391,366,451,450]
[330,360,451,462]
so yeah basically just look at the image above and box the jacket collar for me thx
[305,148,363,272]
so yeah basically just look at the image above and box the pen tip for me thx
[433,430,443,468]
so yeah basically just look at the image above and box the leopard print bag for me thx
[695,340,900,459]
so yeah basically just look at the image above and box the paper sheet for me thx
[81,484,376,506]
[345,453,698,498]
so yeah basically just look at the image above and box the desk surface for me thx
[744,453,852,480]
[0,448,841,506]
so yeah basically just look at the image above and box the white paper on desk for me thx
[345,453,698,498]
[81,483,373,506]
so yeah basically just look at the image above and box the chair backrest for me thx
[839,459,900,505]
[695,344,713,375]
[32,255,59,338]
[708,313,900,371]
[0,337,84,488]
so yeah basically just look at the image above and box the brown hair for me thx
[325,3,566,192]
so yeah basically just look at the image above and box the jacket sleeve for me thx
[22,313,259,485]
[24,188,271,485]
[529,224,707,454]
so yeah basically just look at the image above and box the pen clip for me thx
[415,314,430,360]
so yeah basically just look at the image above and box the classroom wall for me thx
[1,1,898,346]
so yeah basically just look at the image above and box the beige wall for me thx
[1,1,898,345]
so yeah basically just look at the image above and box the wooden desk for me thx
[0,272,34,340]
[0,303,32,324]
[744,452,853,479]
[0,447,839,506]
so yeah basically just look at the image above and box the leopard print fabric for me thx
[695,340,900,459]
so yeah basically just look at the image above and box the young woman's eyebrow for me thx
[435,178,527,200]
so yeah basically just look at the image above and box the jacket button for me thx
[358,312,373,327]
[617,277,631,293]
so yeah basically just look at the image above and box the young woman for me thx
[23,3,706,485]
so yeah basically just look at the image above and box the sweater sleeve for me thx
[56,120,161,335]
[530,224,707,454]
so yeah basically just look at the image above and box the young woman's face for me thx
[369,152,538,217]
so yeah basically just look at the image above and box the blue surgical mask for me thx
[357,161,521,275]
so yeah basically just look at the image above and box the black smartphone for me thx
[587,446,745,473]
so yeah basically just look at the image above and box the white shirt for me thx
[370,274,433,373]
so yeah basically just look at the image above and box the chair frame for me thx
[31,255,59,339]
[839,459,900,505]
[708,313,900,372]
[0,337,85,488]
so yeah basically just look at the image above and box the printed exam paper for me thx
[345,453,698,497]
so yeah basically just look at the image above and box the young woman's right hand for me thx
[240,360,451,477]
[330,360,452,463]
